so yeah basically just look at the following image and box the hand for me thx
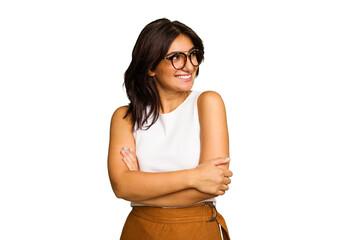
[192,158,232,196]
[121,147,139,171]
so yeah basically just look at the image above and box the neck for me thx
[157,90,191,114]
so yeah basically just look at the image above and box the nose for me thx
[182,56,195,72]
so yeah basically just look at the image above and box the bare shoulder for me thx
[197,90,226,112]
[111,106,132,128]
[197,90,228,135]
[112,105,130,121]
[111,106,131,122]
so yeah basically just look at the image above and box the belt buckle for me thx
[205,202,218,222]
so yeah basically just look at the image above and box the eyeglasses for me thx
[164,49,204,70]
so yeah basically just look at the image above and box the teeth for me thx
[176,75,191,79]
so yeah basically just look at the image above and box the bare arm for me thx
[197,91,230,170]
[138,189,217,207]
[107,106,231,202]
[119,91,231,207]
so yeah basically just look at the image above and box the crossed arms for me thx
[107,91,232,207]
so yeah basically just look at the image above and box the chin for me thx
[181,82,194,91]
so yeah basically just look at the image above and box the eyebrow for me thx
[165,47,197,57]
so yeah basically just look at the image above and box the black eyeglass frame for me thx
[164,49,203,70]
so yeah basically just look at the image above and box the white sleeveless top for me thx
[131,91,216,207]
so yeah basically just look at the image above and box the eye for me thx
[190,50,202,61]
[169,53,180,61]
[190,50,198,57]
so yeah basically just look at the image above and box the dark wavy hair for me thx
[123,18,204,131]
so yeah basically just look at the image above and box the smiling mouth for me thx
[175,74,192,80]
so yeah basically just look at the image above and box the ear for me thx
[147,69,156,77]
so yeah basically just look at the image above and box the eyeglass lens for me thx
[171,50,203,70]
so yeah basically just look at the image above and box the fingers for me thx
[223,169,233,178]
[123,157,136,170]
[211,159,232,195]
[217,185,229,195]
[222,177,231,185]
[121,147,139,171]
[217,183,231,195]
[217,190,226,195]
[220,184,230,191]
[212,157,231,166]
[216,170,232,195]
[217,178,231,195]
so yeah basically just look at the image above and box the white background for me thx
[1,0,359,239]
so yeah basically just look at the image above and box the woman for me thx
[108,18,232,240]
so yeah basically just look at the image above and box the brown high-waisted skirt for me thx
[120,203,230,240]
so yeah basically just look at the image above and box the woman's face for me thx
[149,34,199,94]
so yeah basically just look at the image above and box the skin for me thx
[107,34,232,207]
